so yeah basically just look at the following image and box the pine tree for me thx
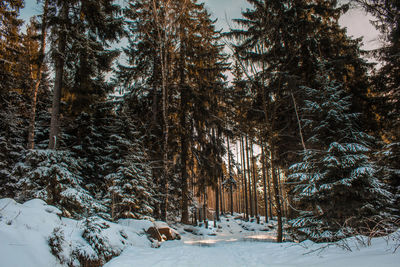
[0,0,24,96]
[173,0,229,224]
[288,67,391,241]
[354,1,399,139]
[47,0,124,149]
[228,0,374,242]
[0,1,40,197]
[120,0,228,222]
[60,98,156,220]
[103,102,155,220]
[355,1,400,218]
[119,0,176,220]
[12,149,104,217]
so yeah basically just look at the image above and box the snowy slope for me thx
[0,198,153,266]
[0,198,62,267]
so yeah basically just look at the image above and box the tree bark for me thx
[49,3,67,149]
[179,17,189,224]
[213,128,220,221]
[227,136,233,215]
[270,147,283,242]
[261,141,268,222]
[245,135,253,218]
[241,136,249,220]
[250,139,258,218]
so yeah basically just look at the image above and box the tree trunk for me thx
[236,143,241,214]
[213,128,220,221]
[227,136,233,216]
[261,141,268,222]
[245,136,253,218]
[215,176,220,221]
[220,181,224,215]
[179,22,189,224]
[250,139,258,218]
[49,3,67,149]
[270,147,283,242]
[150,0,171,221]
[241,136,249,220]
[203,189,207,221]
[266,152,273,220]
[28,0,48,149]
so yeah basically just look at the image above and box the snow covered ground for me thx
[106,215,400,267]
[1,198,399,267]
[106,237,400,267]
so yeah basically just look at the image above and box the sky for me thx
[202,0,380,50]
[20,0,380,51]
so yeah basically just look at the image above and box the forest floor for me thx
[1,198,399,267]
[106,215,400,267]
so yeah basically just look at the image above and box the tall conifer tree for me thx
[47,0,123,149]
[288,66,391,241]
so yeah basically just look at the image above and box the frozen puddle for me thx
[183,232,276,247]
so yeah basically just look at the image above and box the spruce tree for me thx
[12,149,104,217]
[173,0,229,223]
[0,0,37,197]
[120,0,228,222]
[0,0,24,96]
[119,0,179,220]
[46,0,123,148]
[355,1,400,218]
[288,67,391,241]
[228,0,374,242]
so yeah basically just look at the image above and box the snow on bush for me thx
[12,149,106,217]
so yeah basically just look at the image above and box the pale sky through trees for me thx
[20,0,380,50]
[202,0,380,50]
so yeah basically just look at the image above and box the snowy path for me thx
[105,238,400,267]
[105,216,400,267]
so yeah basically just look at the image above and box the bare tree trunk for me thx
[203,189,207,222]
[28,0,48,149]
[215,176,220,220]
[245,135,253,218]
[250,139,258,218]
[49,3,67,149]
[261,141,268,222]
[264,147,273,220]
[213,128,220,221]
[220,180,224,215]
[236,142,241,214]
[179,18,189,224]
[270,147,283,242]
[241,136,249,220]
[227,136,233,215]
[278,169,287,219]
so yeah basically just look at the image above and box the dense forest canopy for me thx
[1,0,399,244]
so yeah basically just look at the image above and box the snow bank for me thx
[0,198,61,267]
[0,198,153,266]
